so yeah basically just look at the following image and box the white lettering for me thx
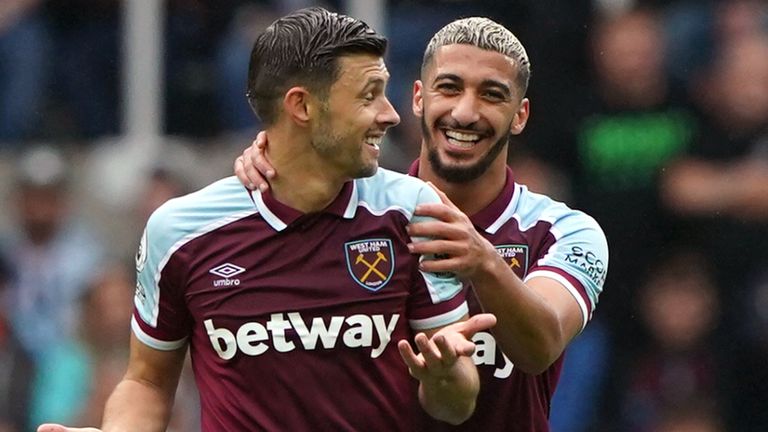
[343,314,373,348]
[371,314,399,359]
[472,331,514,379]
[205,319,237,360]
[289,313,344,350]
[236,322,268,356]
[267,313,294,352]
[205,312,400,360]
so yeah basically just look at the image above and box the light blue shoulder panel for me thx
[513,185,609,312]
[134,176,258,328]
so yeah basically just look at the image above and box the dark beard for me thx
[421,116,510,183]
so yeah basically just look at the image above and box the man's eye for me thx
[437,83,460,93]
[484,91,505,101]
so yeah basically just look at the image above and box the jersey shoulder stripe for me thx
[135,176,258,328]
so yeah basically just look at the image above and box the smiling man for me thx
[37,8,495,432]
[237,17,609,431]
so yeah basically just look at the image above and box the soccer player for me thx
[38,8,494,432]
[235,17,609,431]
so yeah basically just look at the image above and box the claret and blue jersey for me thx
[132,168,468,431]
[409,161,608,432]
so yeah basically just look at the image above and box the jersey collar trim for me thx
[252,181,357,231]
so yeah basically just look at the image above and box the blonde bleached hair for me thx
[421,17,531,97]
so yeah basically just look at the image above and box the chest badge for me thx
[495,244,529,278]
[345,238,394,291]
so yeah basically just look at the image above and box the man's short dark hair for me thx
[246,7,387,126]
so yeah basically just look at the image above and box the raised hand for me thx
[407,183,498,279]
[397,313,496,381]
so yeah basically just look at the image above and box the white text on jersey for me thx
[205,313,400,360]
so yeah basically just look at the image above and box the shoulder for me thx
[354,168,437,218]
[145,176,257,252]
[514,184,604,241]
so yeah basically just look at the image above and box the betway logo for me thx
[205,313,399,360]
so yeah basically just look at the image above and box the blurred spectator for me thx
[0,0,49,146]
[0,146,105,359]
[664,0,768,96]
[660,30,768,326]
[0,257,35,432]
[619,248,723,432]
[553,6,698,350]
[28,261,199,428]
[28,263,129,427]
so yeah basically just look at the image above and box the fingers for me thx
[413,202,458,221]
[398,339,423,375]
[250,131,276,180]
[241,145,268,191]
[457,313,497,338]
[236,132,277,192]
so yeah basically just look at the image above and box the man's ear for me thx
[283,87,311,125]
[510,98,530,135]
[412,80,424,118]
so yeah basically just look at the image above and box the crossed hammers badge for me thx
[345,239,395,291]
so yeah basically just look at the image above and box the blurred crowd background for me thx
[1,0,767,431]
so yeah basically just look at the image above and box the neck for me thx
[265,127,347,213]
[416,148,508,216]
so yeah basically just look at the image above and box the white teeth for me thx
[365,136,383,148]
[444,130,481,142]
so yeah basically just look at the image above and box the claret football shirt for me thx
[409,161,609,432]
[132,168,468,431]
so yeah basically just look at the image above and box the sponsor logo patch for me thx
[495,244,529,278]
[345,238,394,291]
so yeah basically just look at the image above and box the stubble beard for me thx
[312,111,377,179]
[421,116,510,184]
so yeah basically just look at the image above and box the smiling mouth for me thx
[443,129,483,149]
[365,135,383,150]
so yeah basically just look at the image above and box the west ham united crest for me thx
[496,244,529,278]
[345,238,394,291]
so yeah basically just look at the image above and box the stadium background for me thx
[1,0,767,431]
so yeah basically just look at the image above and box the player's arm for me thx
[398,313,495,425]
[407,186,591,374]
[38,334,187,432]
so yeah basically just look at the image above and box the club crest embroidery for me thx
[345,238,395,291]
[495,244,529,278]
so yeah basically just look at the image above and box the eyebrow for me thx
[434,73,513,98]
[360,77,387,93]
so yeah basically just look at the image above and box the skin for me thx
[39,53,492,432]
[236,44,585,374]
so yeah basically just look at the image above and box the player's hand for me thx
[406,182,497,279]
[397,313,496,381]
[38,424,101,432]
[233,131,276,192]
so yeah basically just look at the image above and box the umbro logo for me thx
[210,263,245,287]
